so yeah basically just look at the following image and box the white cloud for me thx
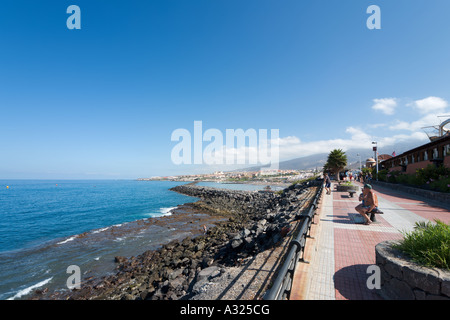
[178,96,448,173]
[378,131,428,146]
[272,126,427,161]
[273,127,373,160]
[270,96,447,162]
[371,98,397,115]
[389,96,449,133]
[367,123,387,129]
[199,124,430,167]
[412,96,448,114]
[389,113,443,132]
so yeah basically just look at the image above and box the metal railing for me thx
[264,182,323,300]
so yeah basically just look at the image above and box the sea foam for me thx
[57,236,77,245]
[160,207,177,216]
[7,277,53,300]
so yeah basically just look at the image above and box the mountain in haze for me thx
[237,139,426,172]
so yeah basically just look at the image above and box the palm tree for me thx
[325,149,347,181]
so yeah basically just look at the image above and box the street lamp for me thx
[356,153,362,172]
[372,141,378,181]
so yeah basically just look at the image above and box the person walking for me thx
[324,173,331,195]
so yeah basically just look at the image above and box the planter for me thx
[335,185,359,192]
[375,241,450,300]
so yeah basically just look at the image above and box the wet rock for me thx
[114,256,127,264]
[197,266,221,282]
[231,238,243,249]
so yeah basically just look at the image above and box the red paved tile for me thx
[334,228,402,300]
[374,189,450,224]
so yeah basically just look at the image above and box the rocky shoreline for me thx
[32,181,320,300]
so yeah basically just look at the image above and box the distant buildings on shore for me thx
[137,169,318,184]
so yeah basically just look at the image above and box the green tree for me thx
[325,149,348,181]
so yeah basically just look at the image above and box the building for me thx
[380,134,450,174]
[366,158,376,168]
[381,117,450,174]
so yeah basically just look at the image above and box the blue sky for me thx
[1,1,450,179]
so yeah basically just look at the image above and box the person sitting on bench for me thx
[355,184,379,225]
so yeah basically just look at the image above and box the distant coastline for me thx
[137,168,317,187]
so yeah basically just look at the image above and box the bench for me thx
[368,208,384,223]
[348,191,356,197]
[371,208,384,214]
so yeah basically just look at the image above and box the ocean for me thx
[0,179,269,300]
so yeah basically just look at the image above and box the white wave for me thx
[57,236,77,245]
[91,227,110,234]
[160,207,177,216]
[143,213,156,218]
[114,237,125,242]
[8,277,53,300]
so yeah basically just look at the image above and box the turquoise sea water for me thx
[0,180,199,300]
[0,180,195,253]
[0,180,269,300]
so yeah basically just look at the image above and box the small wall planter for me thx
[375,241,450,300]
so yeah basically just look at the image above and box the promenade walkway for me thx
[290,181,450,300]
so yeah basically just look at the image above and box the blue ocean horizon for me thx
[0,179,268,300]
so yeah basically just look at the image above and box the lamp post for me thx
[372,141,378,181]
[356,153,362,172]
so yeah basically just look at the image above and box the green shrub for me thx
[416,165,450,193]
[383,170,403,183]
[396,173,422,186]
[428,176,450,193]
[393,220,450,270]
[382,165,450,193]
[416,165,450,184]
[378,169,389,182]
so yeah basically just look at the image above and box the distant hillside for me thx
[278,153,328,170]
[234,140,425,172]
[235,152,327,172]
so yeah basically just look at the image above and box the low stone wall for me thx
[375,241,450,300]
[169,184,278,217]
[370,180,450,205]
